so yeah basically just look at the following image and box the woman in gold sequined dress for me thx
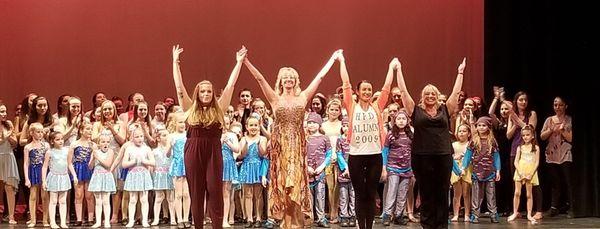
[242,49,342,228]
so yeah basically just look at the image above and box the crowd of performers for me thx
[0,46,572,229]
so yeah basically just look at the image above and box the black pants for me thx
[349,154,382,229]
[412,154,452,229]
[549,162,572,210]
[496,152,514,214]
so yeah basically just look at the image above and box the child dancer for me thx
[122,128,155,228]
[93,100,126,224]
[381,111,414,226]
[336,117,356,228]
[463,117,501,224]
[450,124,472,222]
[42,132,77,229]
[222,116,240,228]
[305,112,332,228]
[88,134,117,228]
[508,125,540,224]
[24,122,50,227]
[168,113,191,228]
[238,116,267,228]
[71,121,96,226]
[152,129,176,226]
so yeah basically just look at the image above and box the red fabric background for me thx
[0,0,483,114]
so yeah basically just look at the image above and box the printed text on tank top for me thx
[349,105,381,155]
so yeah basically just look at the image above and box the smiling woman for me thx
[338,51,394,229]
[396,58,466,229]
[171,44,246,229]
[243,48,339,228]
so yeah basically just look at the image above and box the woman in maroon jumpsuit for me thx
[171,44,247,228]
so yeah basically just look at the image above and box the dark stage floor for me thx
[0,214,597,229]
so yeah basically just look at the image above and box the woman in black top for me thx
[488,87,513,215]
[395,58,466,229]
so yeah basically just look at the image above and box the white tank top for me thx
[349,106,381,155]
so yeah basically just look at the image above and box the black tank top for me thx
[411,104,452,155]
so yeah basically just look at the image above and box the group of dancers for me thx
[0,45,572,229]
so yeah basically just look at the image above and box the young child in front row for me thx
[238,116,267,228]
[305,112,332,228]
[24,122,50,227]
[42,132,78,229]
[88,134,117,228]
[381,110,414,226]
[168,112,191,228]
[122,128,155,228]
[508,125,540,224]
[221,116,240,228]
[450,124,472,222]
[336,117,356,228]
[152,129,176,226]
[460,117,501,224]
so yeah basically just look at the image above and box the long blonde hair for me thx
[325,98,342,121]
[471,124,497,155]
[274,67,301,96]
[185,80,224,128]
[418,84,442,110]
[99,100,117,125]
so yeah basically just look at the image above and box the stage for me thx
[1,215,597,228]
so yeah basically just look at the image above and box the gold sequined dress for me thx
[268,106,312,222]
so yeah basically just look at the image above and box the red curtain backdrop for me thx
[0,0,483,114]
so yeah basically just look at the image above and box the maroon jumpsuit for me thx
[184,123,223,229]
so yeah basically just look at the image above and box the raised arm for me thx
[488,87,505,117]
[243,56,278,105]
[395,59,415,116]
[300,50,340,101]
[172,45,193,110]
[446,58,466,115]
[218,46,248,110]
[338,51,354,109]
[488,87,501,125]
[376,58,396,110]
